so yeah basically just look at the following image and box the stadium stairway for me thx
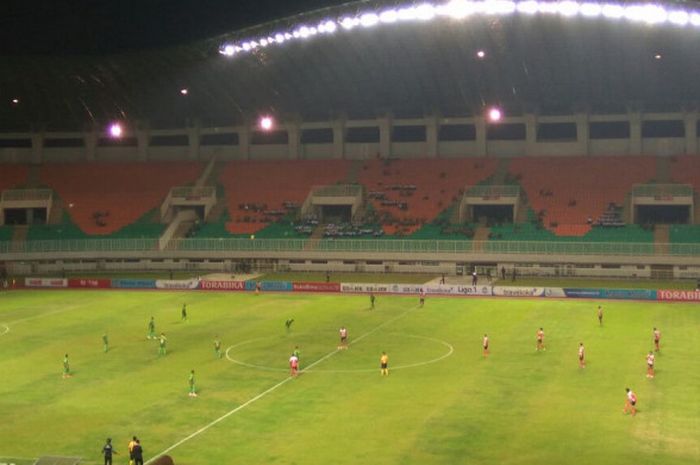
[344,160,363,184]
[656,156,671,183]
[472,226,490,251]
[654,224,670,255]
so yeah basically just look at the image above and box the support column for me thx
[475,117,487,157]
[629,112,642,155]
[286,122,301,159]
[684,112,698,155]
[136,125,149,162]
[575,113,590,156]
[332,120,345,159]
[85,129,98,161]
[187,123,200,160]
[524,113,537,156]
[425,116,439,158]
[30,132,44,164]
[238,126,250,160]
[378,115,392,159]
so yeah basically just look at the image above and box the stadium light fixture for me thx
[488,107,503,122]
[654,53,662,60]
[11,98,20,105]
[259,116,275,131]
[180,88,189,96]
[476,49,486,59]
[108,123,123,138]
[219,1,700,59]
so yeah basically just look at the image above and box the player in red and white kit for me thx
[536,328,545,351]
[624,388,637,416]
[578,342,585,368]
[482,334,489,357]
[646,351,655,378]
[653,327,661,352]
[289,354,299,377]
[338,326,348,350]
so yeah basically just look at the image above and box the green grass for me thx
[1,290,699,465]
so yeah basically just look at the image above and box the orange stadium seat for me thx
[670,156,700,192]
[40,162,204,235]
[509,156,656,236]
[0,165,29,192]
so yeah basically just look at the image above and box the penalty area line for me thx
[144,304,418,464]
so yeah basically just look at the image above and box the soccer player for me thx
[285,318,294,333]
[653,327,661,352]
[536,328,545,351]
[289,353,299,377]
[646,351,655,378]
[483,334,489,357]
[214,336,222,359]
[188,369,198,397]
[597,305,603,326]
[370,293,375,309]
[181,303,187,321]
[578,342,585,368]
[147,316,156,340]
[255,281,262,295]
[103,332,109,353]
[293,345,300,360]
[380,352,389,376]
[624,388,637,416]
[339,326,348,350]
[102,438,117,465]
[158,333,167,357]
[127,436,137,465]
[62,353,72,378]
[132,439,143,465]
[419,288,426,307]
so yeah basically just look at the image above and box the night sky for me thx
[1,0,349,55]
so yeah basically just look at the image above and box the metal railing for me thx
[2,237,700,256]
[632,183,693,197]
[465,185,521,198]
[1,188,53,202]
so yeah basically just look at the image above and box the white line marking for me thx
[0,324,9,336]
[144,305,418,464]
[225,334,454,373]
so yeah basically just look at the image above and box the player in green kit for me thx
[181,303,187,321]
[214,336,222,359]
[158,333,167,356]
[285,318,294,333]
[188,369,198,397]
[103,332,109,353]
[147,317,156,340]
[62,353,72,378]
[293,345,300,360]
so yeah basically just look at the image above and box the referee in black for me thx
[102,438,117,465]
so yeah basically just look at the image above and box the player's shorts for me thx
[381,363,388,369]
[648,363,654,368]
[630,401,636,406]
[483,344,488,350]
[579,355,584,360]
[341,336,347,342]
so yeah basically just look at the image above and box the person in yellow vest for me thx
[380,352,389,376]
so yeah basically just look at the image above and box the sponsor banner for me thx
[564,288,656,300]
[155,279,201,290]
[542,287,567,298]
[24,277,67,288]
[111,279,156,289]
[292,282,341,293]
[493,286,547,297]
[340,283,492,296]
[68,278,111,289]
[657,289,700,302]
[199,280,246,291]
[244,281,293,292]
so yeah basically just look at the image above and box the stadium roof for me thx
[2,0,700,132]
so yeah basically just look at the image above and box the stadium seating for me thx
[357,158,497,235]
[40,162,203,235]
[219,160,351,234]
[0,164,29,192]
[509,156,656,236]
[669,156,700,192]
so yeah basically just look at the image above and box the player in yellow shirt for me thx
[380,352,389,376]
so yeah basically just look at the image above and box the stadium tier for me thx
[358,158,497,235]
[0,164,28,191]
[39,162,203,235]
[219,160,352,235]
[670,156,700,192]
[509,156,657,236]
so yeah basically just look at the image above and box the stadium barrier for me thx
[68,278,111,289]
[563,288,657,300]
[155,279,201,290]
[24,277,67,288]
[245,281,293,291]
[340,283,493,296]
[111,279,157,289]
[292,282,341,292]
[657,290,700,302]
[492,286,566,298]
[198,280,246,291]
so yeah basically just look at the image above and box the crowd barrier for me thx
[18,277,695,302]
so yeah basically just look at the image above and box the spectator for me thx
[511,267,517,282]
[472,270,478,286]
[501,266,506,280]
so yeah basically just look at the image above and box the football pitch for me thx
[0,289,699,465]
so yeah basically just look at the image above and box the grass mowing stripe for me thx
[144,303,418,463]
